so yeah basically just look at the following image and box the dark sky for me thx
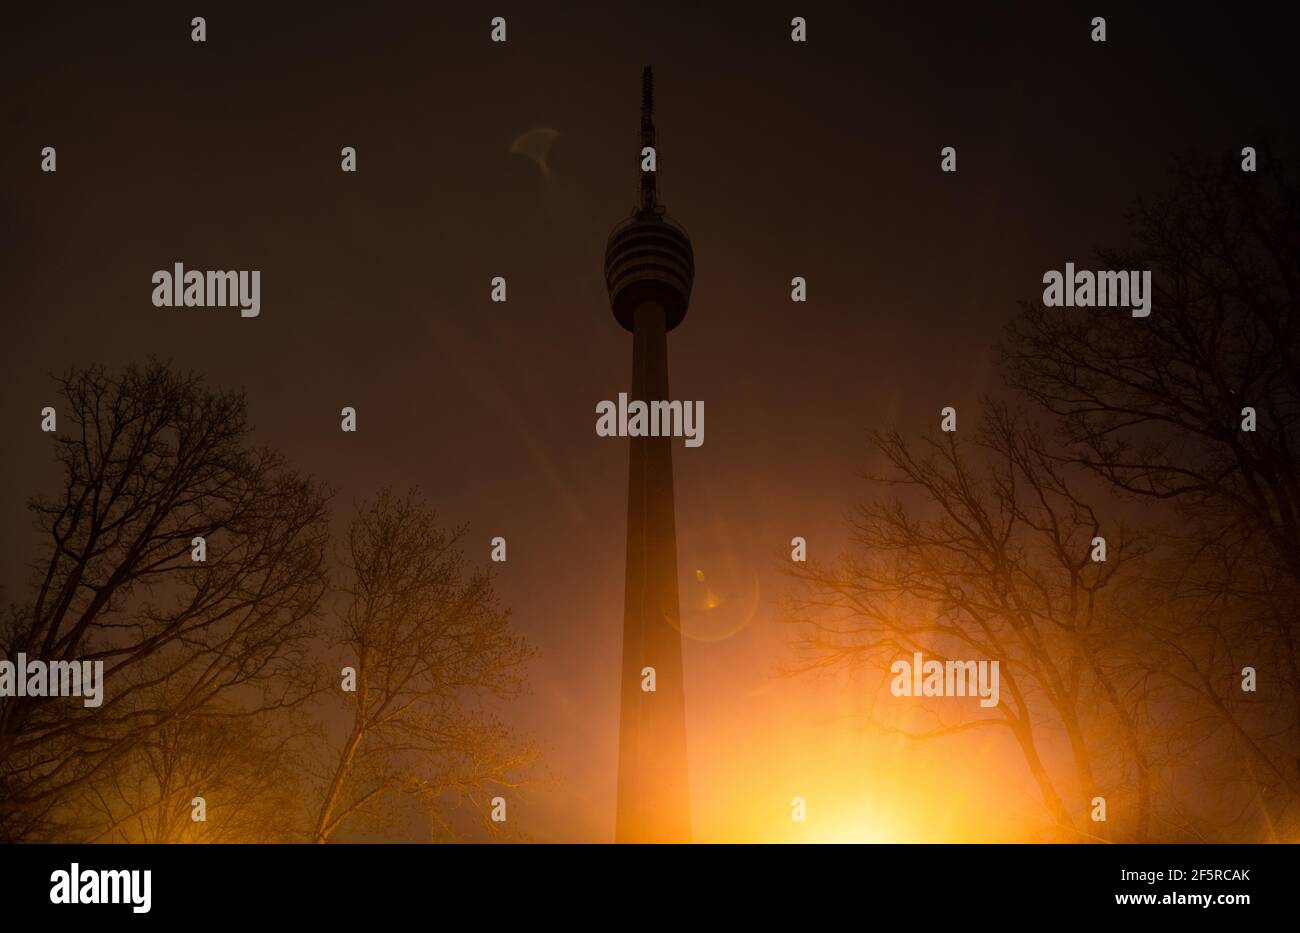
[2,2,1295,840]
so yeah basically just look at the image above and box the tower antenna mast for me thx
[639,65,662,216]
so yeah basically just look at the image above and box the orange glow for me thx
[681,617,1035,843]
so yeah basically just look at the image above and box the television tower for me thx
[603,65,694,843]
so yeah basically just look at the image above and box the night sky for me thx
[2,2,1295,840]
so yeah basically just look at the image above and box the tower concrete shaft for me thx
[616,300,691,843]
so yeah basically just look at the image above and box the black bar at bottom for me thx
[0,842,1290,921]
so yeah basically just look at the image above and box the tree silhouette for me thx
[785,150,1300,842]
[783,406,1155,840]
[0,364,538,843]
[0,361,330,841]
[1003,149,1300,835]
[74,696,309,843]
[312,488,534,843]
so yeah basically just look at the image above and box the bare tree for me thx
[1002,150,1300,831]
[1003,152,1300,574]
[783,406,1157,840]
[313,489,534,843]
[0,361,330,841]
[72,691,309,843]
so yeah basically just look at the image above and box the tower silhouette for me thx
[603,65,694,843]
